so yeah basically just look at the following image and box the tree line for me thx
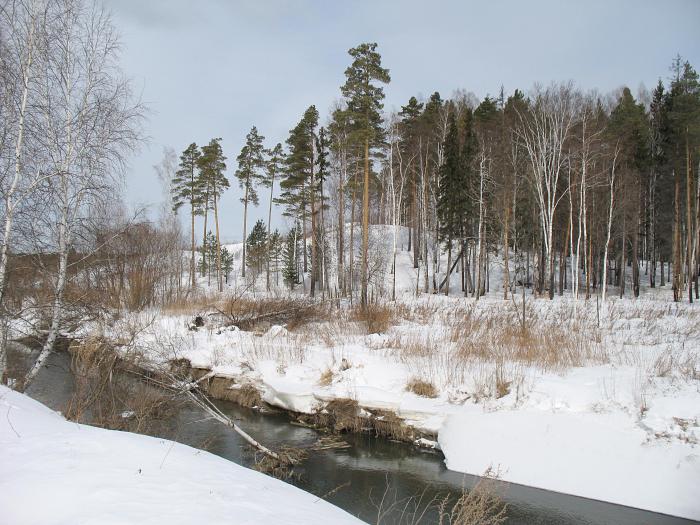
[171,44,700,306]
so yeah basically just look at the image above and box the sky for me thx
[103,0,700,243]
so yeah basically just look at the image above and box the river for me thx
[14,345,697,525]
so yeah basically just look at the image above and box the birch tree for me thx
[23,0,143,390]
[516,83,579,299]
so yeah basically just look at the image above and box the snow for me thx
[85,225,700,520]
[440,410,700,520]
[0,385,363,525]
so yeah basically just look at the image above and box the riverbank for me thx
[0,385,363,525]
[99,286,700,521]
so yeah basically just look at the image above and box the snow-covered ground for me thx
[85,226,700,520]
[0,385,362,525]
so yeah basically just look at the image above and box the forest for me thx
[171,47,700,308]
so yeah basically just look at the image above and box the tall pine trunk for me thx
[673,167,682,302]
[266,170,274,291]
[190,199,196,288]
[242,184,249,279]
[360,138,370,306]
[686,132,693,303]
[214,190,223,292]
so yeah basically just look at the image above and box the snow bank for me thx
[0,386,363,525]
[439,409,700,520]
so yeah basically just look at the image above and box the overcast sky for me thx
[103,0,700,243]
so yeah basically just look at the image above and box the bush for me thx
[406,377,438,398]
[351,303,395,334]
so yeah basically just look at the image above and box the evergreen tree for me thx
[171,143,202,288]
[264,142,285,290]
[649,80,673,285]
[608,87,649,298]
[340,42,390,306]
[199,230,218,285]
[235,126,266,278]
[399,96,424,268]
[315,126,331,293]
[282,222,302,289]
[268,229,284,287]
[221,246,234,284]
[278,106,319,282]
[666,58,700,302]
[437,112,461,250]
[198,138,228,292]
[246,219,268,275]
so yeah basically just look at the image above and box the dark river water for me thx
[13,345,699,525]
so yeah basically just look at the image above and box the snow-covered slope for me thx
[0,386,363,525]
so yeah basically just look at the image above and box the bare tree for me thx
[516,82,579,299]
[0,0,54,379]
[23,0,143,390]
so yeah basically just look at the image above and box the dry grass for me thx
[318,368,334,387]
[406,377,438,398]
[438,469,508,525]
[221,296,330,331]
[162,290,223,315]
[164,293,333,332]
[315,398,363,433]
[351,303,396,334]
[370,409,412,441]
[65,337,180,436]
[202,376,262,408]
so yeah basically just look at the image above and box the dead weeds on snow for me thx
[351,302,396,334]
[406,377,439,398]
[318,368,335,386]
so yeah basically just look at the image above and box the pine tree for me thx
[399,96,424,269]
[340,42,390,306]
[282,222,302,289]
[265,143,285,290]
[437,111,463,296]
[316,126,330,294]
[608,87,649,298]
[199,230,217,285]
[666,58,700,302]
[235,126,266,279]
[221,246,234,284]
[171,143,202,288]
[246,219,268,275]
[278,106,319,288]
[198,138,228,292]
[268,229,284,287]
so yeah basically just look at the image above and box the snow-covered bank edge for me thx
[102,291,700,522]
[0,385,363,525]
[123,333,699,521]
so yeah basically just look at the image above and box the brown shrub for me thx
[203,376,262,408]
[351,303,395,334]
[315,398,362,433]
[370,409,412,441]
[222,296,330,332]
[439,469,508,525]
[318,368,334,387]
[406,377,438,398]
[64,337,180,436]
